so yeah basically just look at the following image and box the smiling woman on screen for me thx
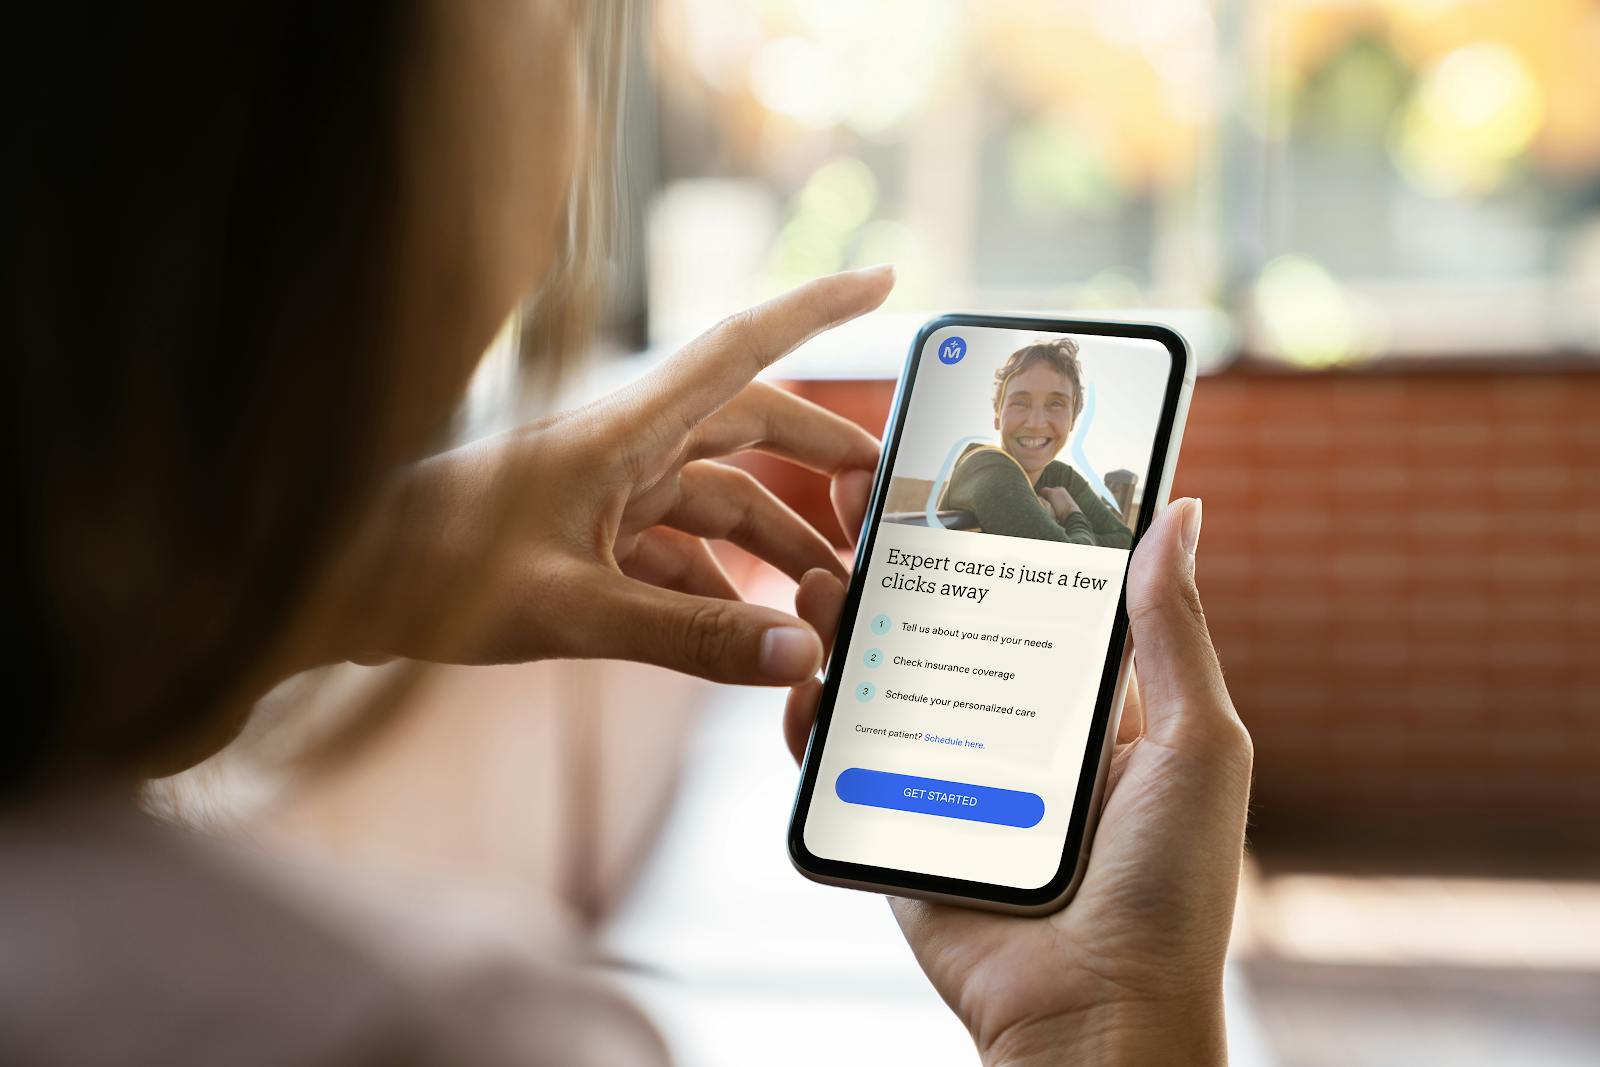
[939,338,1134,546]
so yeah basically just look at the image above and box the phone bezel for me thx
[786,313,1191,912]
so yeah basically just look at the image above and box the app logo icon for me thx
[937,336,967,365]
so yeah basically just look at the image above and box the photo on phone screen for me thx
[790,317,1188,908]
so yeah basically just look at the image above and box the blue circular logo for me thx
[937,336,967,365]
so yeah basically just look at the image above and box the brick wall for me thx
[750,369,1600,869]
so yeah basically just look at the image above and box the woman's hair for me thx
[0,4,621,796]
[992,337,1086,421]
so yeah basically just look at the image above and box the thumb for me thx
[579,572,823,685]
[1123,498,1243,749]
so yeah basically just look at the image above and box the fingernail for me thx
[761,626,822,681]
[1180,497,1203,556]
[855,263,895,279]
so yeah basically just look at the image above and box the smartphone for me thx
[788,314,1194,914]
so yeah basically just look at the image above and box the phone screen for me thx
[792,318,1185,901]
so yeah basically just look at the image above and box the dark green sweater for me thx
[938,445,1132,547]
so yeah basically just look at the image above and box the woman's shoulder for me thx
[0,799,667,1067]
[951,444,1027,479]
[953,441,1001,463]
[1038,460,1087,490]
[0,799,425,1063]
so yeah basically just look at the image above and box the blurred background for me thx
[244,2,1600,1065]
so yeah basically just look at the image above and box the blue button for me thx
[835,768,1044,828]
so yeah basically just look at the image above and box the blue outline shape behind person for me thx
[925,435,990,529]
[1067,382,1118,509]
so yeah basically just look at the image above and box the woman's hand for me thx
[1038,485,1079,524]
[336,267,893,685]
[784,498,1253,1066]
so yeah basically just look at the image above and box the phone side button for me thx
[834,768,1044,829]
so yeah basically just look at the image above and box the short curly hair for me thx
[992,337,1084,422]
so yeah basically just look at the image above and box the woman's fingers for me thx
[1102,498,1251,951]
[831,468,874,547]
[1116,668,1146,745]
[794,567,848,654]
[574,571,822,686]
[1123,498,1249,755]
[784,680,822,764]
[666,462,847,582]
[618,526,741,601]
[784,568,848,762]
[690,381,881,476]
[579,470,855,688]
[689,384,879,546]
[638,266,894,432]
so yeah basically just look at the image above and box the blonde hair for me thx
[517,0,628,390]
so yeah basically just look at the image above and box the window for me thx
[640,0,1600,366]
